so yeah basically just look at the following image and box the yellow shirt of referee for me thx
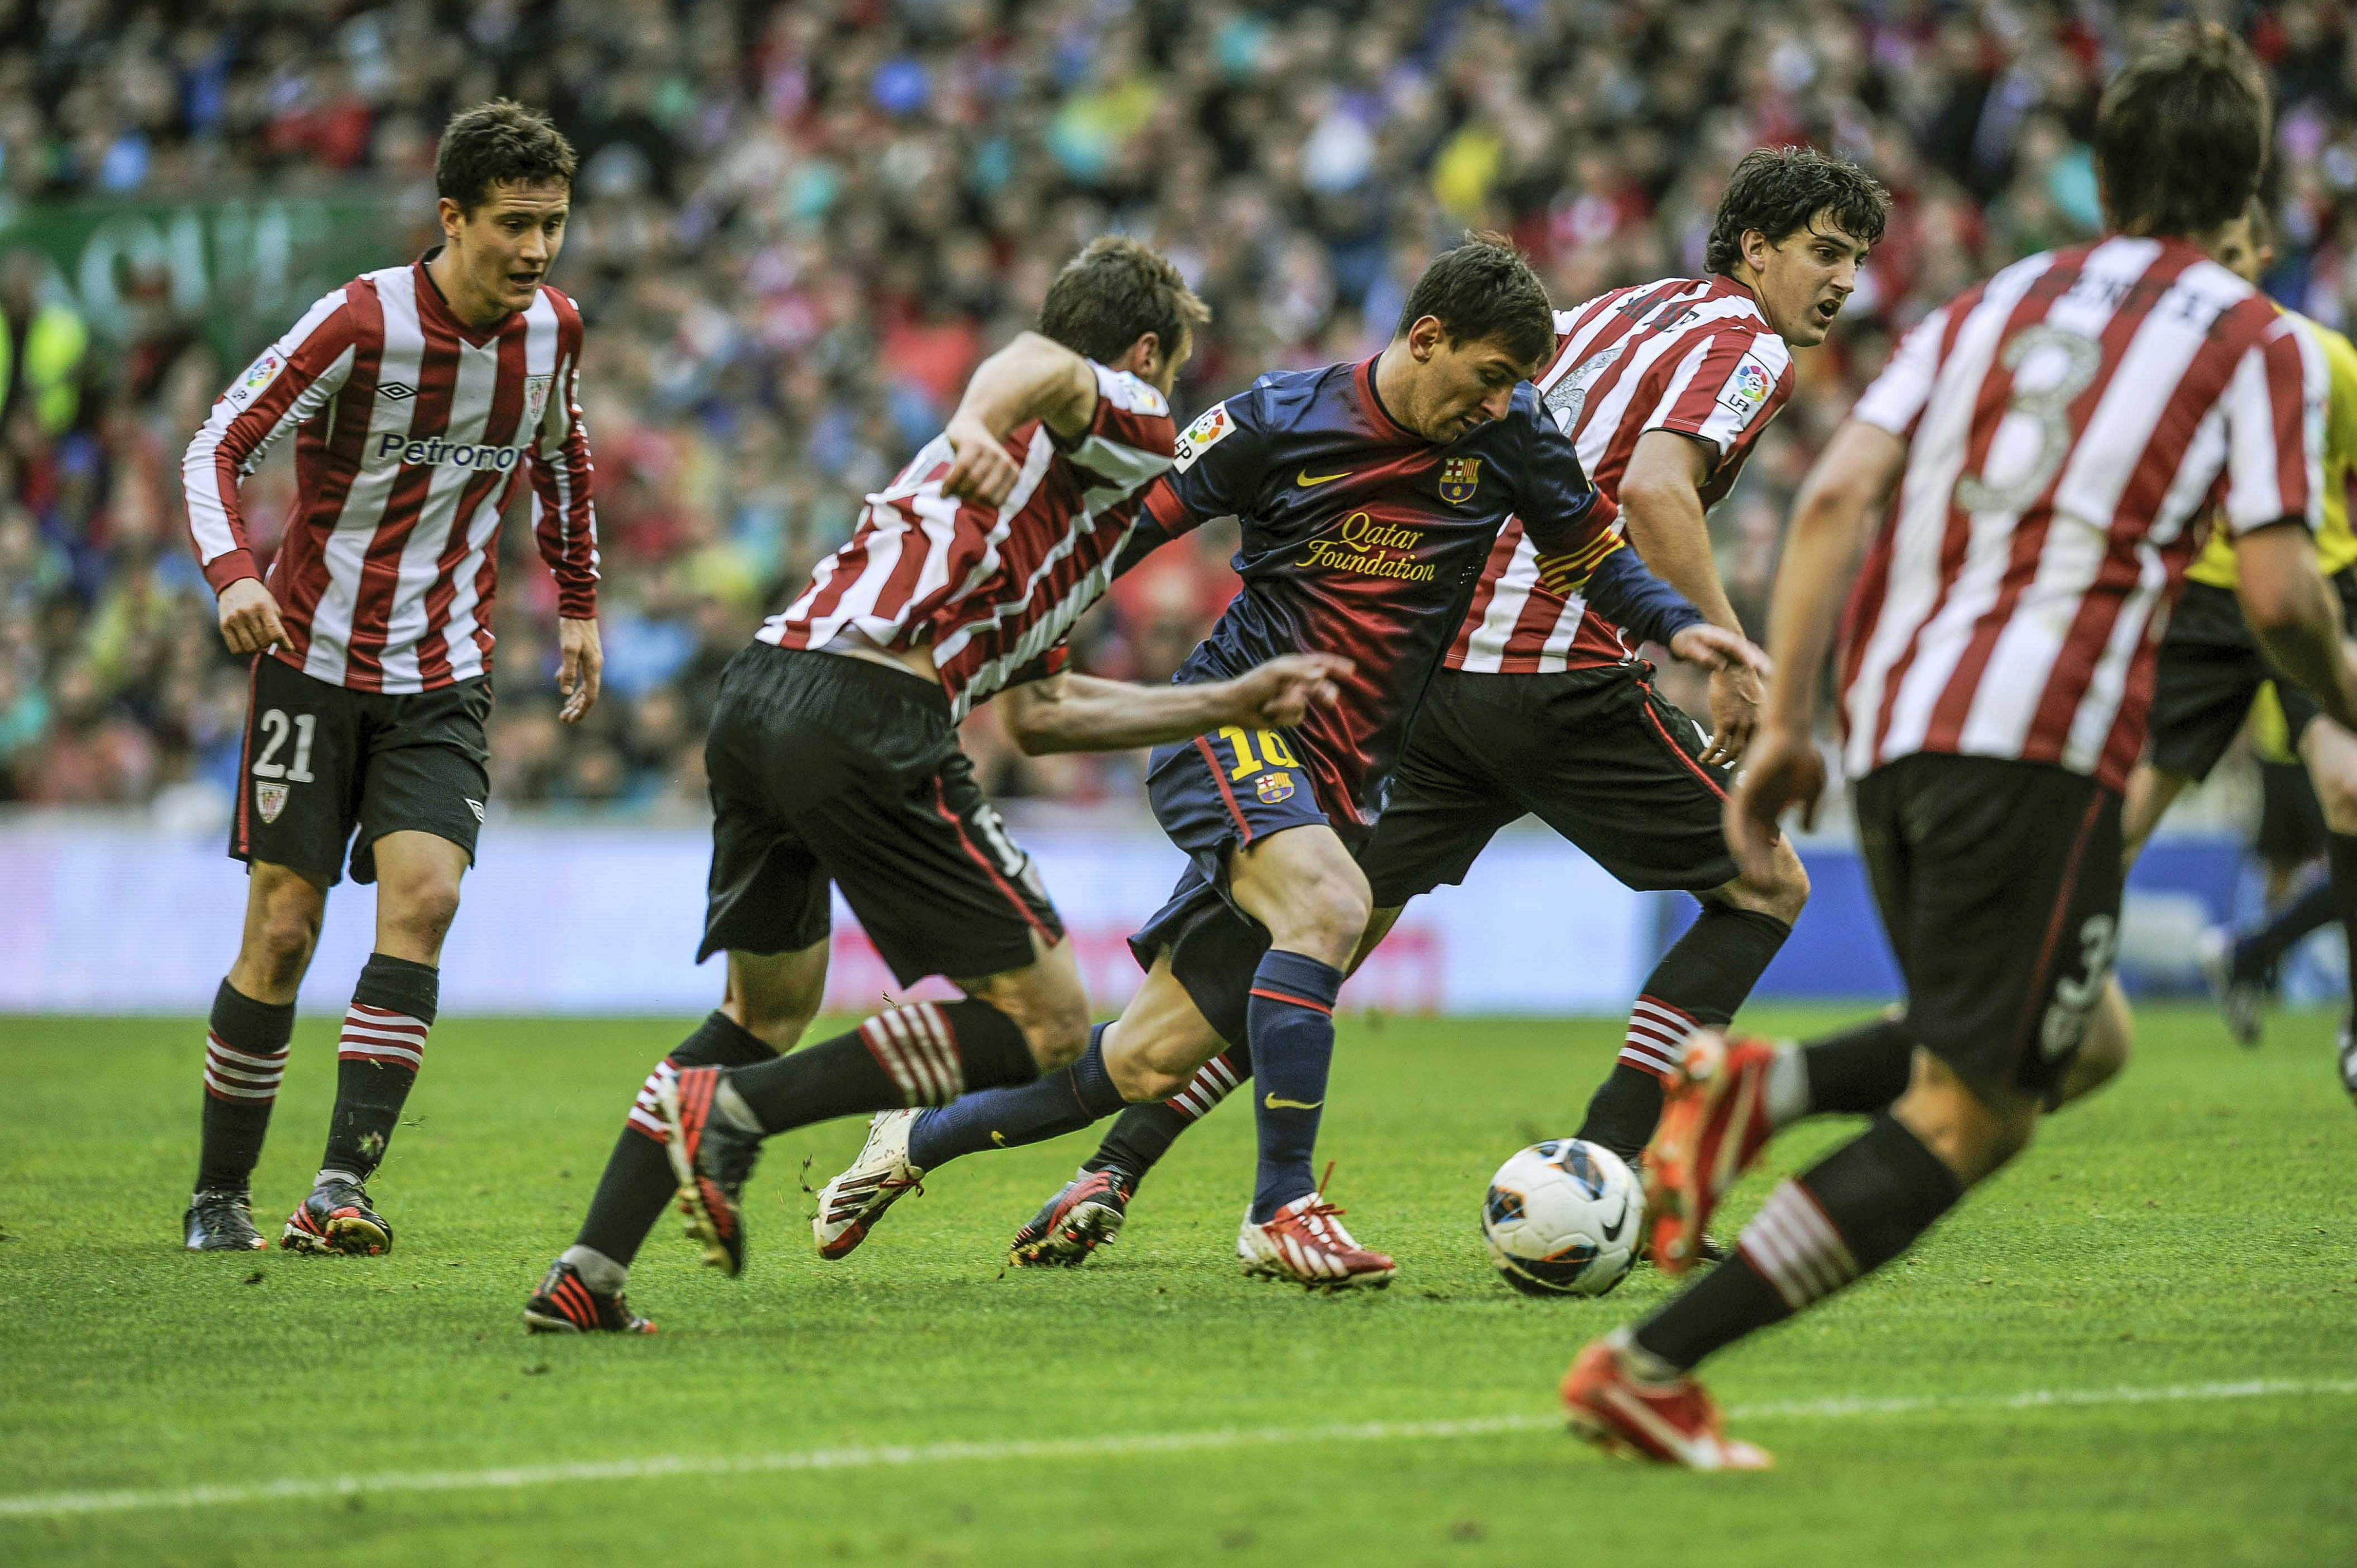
[2188,308,2357,591]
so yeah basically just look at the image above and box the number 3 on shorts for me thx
[1216,725,1300,781]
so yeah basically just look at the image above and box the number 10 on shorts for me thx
[1216,725,1300,781]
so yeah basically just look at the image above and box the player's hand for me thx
[940,413,1021,509]
[1726,723,1825,885]
[1700,661,1763,768]
[1219,653,1353,730]
[557,616,602,724]
[216,577,289,657]
[1668,623,1771,681]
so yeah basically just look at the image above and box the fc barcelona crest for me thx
[523,373,554,429]
[255,781,289,823]
[1439,456,1482,505]
[1256,770,1295,804]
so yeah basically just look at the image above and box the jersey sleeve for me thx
[1505,386,1621,564]
[2218,309,2326,539]
[1849,304,1952,442]
[1642,327,1794,464]
[527,294,601,619]
[1140,389,1269,540]
[181,287,361,593]
[1064,363,1177,501]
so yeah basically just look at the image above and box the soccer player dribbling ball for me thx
[180,101,602,1256]
[1561,24,2357,1468]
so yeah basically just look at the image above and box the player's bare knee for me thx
[245,875,323,987]
[1267,874,1371,967]
[384,876,463,952]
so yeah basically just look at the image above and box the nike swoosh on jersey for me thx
[1263,1093,1324,1111]
[1296,469,1349,487]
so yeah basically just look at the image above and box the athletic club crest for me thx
[523,373,554,429]
[255,781,289,823]
[1256,770,1295,803]
[1438,456,1482,505]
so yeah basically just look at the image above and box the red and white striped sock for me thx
[627,1059,677,1143]
[205,1031,289,1107]
[1736,1180,1863,1310]
[1619,994,1699,1082]
[320,954,439,1181]
[339,1002,429,1073]
[1167,1050,1246,1120]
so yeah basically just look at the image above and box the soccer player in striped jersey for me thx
[181,102,601,1256]
[524,238,1345,1331]
[808,238,1766,1288]
[985,149,1886,1269]
[1565,26,2357,1468]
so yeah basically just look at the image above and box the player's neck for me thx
[1370,344,1423,441]
[423,246,514,334]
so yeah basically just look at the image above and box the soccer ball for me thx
[1481,1139,1642,1298]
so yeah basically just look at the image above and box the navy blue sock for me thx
[906,1024,1124,1169]
[1247,950,1344,1223]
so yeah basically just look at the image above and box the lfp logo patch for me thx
[1173,403,1233,473]
[1438,456,1482,505]
[1721,357,1773,415]
[223,349,285,411]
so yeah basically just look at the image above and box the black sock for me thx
[573,1012,777,1268]
[2330,835,2357,1031]
[724,998,1036,1135]
[1577,906,1792,1162]
[1801,1014,1917,1116]
[196,980,295,1193]
[321,954,438,1182]
[1082,1045,1252,1191]
[905,1024,1125,1169]
[1248,950,1344,1222]
[2237,873,2336,980]
[1634,1113,1962,1370]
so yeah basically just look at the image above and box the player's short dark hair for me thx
[1703,148,1890,277]
[1394,232,1554,371]
[1037,237,1211,366]
[2095,22,2271,239]
[436,100,577,215]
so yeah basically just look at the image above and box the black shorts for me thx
[1127,724,1363,1050]
[228,654,491,888]
[1358,664,1735,906]
[1855,754,2123,1110]
[2148,571,2357,781]
[698,643,1063,986]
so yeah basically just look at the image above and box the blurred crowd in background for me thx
[2,0,2355,823]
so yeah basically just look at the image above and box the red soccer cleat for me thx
[1645,1031,1778,1276]
[1237,1167,1395,1291]
[1008,1167,1132,1267]
[655,1065,755,1277]
[1561,1333,1771,1470]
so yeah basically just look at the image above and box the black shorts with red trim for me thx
[1855,753,2123,1111]
[229,653,491,888]
[699,643,1062,986]
[1357,663,1735,906]
[1127,723,1365,1048]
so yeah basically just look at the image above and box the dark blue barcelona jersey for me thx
[1137,356,1634,827]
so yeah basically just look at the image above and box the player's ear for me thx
[438,197,465,243]
[1406,315,1446,361]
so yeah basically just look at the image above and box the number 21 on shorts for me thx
[1215,725,1299,781]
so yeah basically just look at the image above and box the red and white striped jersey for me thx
[1840,236,2326,793]
[758,363,1176,716]
[184,254,600,694]
[1451,277,1794,673]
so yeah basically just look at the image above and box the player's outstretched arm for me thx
[940,331,1101,508]
[999,654,1351,756]
[1725,418,1906,883]
[2236,522,2357,733]
[1622,430,1758,765]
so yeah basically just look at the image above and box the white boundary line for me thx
[5,1378,2350,1520]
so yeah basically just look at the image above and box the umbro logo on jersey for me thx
[465,798,485,823]
[380,381,417,401]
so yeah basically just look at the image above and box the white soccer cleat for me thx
[1237,1181,1395,1291]
[813,1109,926,1260]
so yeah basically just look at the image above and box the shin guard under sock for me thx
[321,955,438,1182]
[725,998,1036,1135]
[1247,951,1344,1223]
[1634,1113,1962,1370]
[196,981,295,1193]
[906,1024,1126,1169]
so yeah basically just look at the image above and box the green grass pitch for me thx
[3,1005,2354,1566]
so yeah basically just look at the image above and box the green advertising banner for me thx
[0,194,414,363]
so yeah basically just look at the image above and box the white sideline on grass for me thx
[5,1378,2351,1520]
